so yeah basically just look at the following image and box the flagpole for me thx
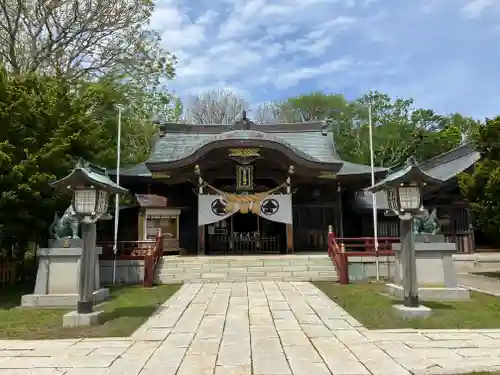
[112,105,122,284]
[368,103,380,281]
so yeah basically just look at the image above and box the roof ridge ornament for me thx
[405,156,418,167]
[233,110,253,130]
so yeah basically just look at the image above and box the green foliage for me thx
[78,75,182,166]
[0,69,103,256]
[265,91,479,167]
[0,0,181,260]
[0,67,181,257]
[280,92,349,122]
[459,117,500,236]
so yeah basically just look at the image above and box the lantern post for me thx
[52,159,127,324]
[368,157,442,311]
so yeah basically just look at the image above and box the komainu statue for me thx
[412,207,441,235]
[49,205,81,239]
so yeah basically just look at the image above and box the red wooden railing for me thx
[327,226,398,284]
[327,226,348,284]
[99,240,157,260]
[97,229,163,287]
[143,229,163,288]
[335,236,398,256]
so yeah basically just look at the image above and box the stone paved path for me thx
[2,282,500,374]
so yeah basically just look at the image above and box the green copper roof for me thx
[147,130,336,163]
[420,142,480,181]
[368,156,442,193]
[110,163,151,177]
[356,143,480,210]
[109,121,387,177]
[52,159,128,194]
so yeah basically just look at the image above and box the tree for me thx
[0,67,118,258]
[82,75,183,166]
[0,0,181,168]
[280,92,350,122]
[186,89,248,124]
[0,0,176,85]
[254,93,349,124]
[459,117,500,237]
[253,102,287,124]
[271,91,478,167]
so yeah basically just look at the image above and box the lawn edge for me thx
[130,283,187,337]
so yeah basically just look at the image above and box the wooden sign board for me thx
[318,171,337,179]
[152,172,171,179]
[228,148,260,157]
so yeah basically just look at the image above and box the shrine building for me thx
[104,117,480,255]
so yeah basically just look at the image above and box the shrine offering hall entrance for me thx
[206,213,286,254]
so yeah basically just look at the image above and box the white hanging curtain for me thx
[257,194,292,224]
[198,194,292,226]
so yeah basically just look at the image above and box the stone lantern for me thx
[52,159,127,326]
[368,157,443,318]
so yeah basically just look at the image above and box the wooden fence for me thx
[0,261,17,285]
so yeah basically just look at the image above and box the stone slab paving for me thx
[2,282,500,374]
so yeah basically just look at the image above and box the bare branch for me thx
[253,102,288,124]
[0,0,175,83]
[186,89,248,124]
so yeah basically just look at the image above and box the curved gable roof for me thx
[147,129,339,165]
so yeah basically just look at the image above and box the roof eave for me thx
[369,166,443,193]
[52,169,128,194]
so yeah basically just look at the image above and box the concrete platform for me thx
[385,283,470,301]
[392,304,433,319]
[21,288,109,308]
[62,310,104,327]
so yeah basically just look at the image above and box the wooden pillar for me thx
[337,182,344,237]
[195,164,206,255]
[286,165,294,253]
[286,224,294,253]
[138,210,146,241]
[198,226,205,255]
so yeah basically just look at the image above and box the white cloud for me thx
[273,58,355,89]
[152,0,500,118]
[461,0,495,18]
[153,0,359,97]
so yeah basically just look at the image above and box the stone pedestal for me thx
[393,304,432,319]
[62,311,105,327]
[386,234,470,301]
[21,241,109,308]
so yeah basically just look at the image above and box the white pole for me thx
[368,103,380,281]
[112,105,122,284]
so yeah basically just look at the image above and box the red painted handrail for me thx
[327,226,349,284]
[98,240,156,259]
[143,229,163,288]
[327,229,400,284]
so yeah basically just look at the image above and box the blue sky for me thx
[151,0,500,119]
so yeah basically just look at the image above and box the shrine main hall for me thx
[106,116,478,255]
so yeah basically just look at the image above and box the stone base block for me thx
[62,310,104,327]
[385,283,470,301]
[393,304,432,319]
[21,288,109,308]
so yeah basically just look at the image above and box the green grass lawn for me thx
[313,281,500,330]
[0,283,181,340]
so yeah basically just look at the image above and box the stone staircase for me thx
[155,254,338,284]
